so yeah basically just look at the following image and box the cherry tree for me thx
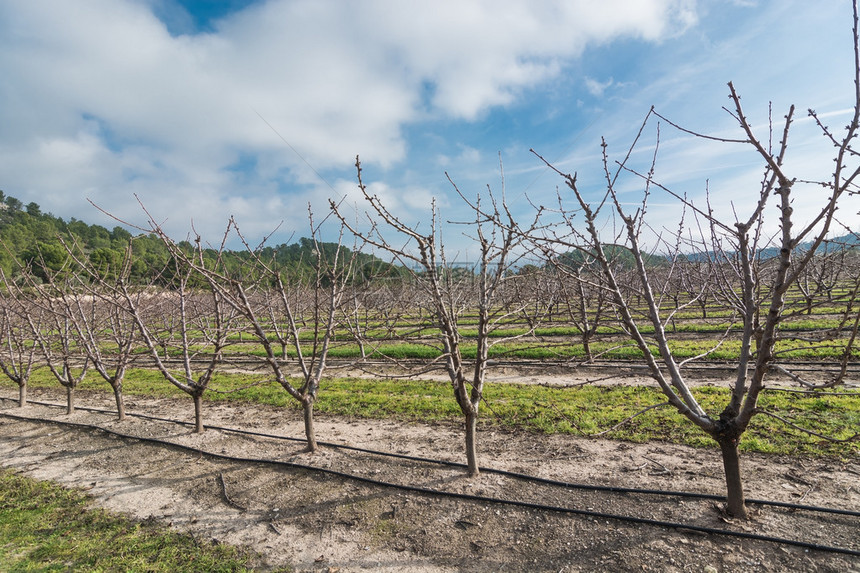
[529,0,860,517]
[0,274,40,407]
[332,157,541,476]
[112,246,238,433]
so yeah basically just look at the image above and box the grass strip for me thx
[7,369,858,458]
[0,469,281,572]
[216,335,860,362]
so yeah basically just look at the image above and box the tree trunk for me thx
[303,396,318,453]
[113,383,125,421]
[193,393,204,434]
[66,385,75,415]
[582,336,593,364]
[18,383,27,408]
[718,437,748,519]
[465,409,479,477]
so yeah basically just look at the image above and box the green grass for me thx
[0,469,283,572]
[219,334,860,363]
[9,368,857,457]
[311,380,858,457]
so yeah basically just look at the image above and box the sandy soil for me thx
[0,383,858,573]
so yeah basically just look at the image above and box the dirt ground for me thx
[0,380,858,573]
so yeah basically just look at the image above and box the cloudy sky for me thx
[0,0,857,257]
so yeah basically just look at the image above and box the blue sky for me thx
[0,0,857,257]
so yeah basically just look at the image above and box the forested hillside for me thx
[0,191,401,283]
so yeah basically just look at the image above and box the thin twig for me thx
[591,402,671,437]
[755,410,860,443]
[218,472,247,511]
[643,456,672,475]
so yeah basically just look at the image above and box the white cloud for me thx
[436,144,482,169]
[0,0,700,247]
[584,77,614,97]
[354,0,696,119]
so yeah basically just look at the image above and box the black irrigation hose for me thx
[156,354,860,376]
[5,395,860,519]
[1,409,858,559]
[765,386,860,397]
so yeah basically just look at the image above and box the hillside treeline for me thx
[0,191,402,284]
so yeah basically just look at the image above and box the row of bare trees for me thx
[2,196,859,511]
[332,0,860,521]
[2,0,858,523]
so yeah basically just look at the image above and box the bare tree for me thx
[23,277,90,415]
[332,157,540,476]
[4,248,91,414]
[795,241,847,315]
[529,0,860,518]
[59,243,139,420]
[112,246,238,433]
[147,210,362,452]
[0,274,40,407]
[547,256,613,363]
[3,239,137,417]
[232,216,361,452]
[772,244,860,389]
[339,265,409,361]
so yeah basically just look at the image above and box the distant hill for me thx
[677,232,860,264]
[755,232,860,260]
[546,232,860,272]
[0,190,402,285]
[555,244,668,271]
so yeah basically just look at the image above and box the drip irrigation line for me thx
[1,409,858,558]
[4,395,860,520]
[154,354,860,376]
[764,386,860,397]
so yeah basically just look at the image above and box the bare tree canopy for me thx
[332,157,544,476]
[526,0,860,518]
